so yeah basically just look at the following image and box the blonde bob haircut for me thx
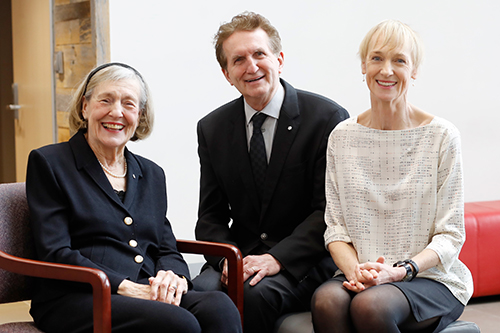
[214,11,282,70]
[359,19,424,71]
[68,63,154,141]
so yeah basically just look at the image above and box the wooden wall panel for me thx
[54,0,109,142]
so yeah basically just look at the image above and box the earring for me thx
[411,78,415,86]
[362,74,366,82]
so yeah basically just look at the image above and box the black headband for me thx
[81,62,144,97]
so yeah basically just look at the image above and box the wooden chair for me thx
[0,182,243,332]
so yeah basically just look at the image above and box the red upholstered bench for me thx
[460,200,500,298]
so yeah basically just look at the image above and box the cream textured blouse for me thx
[324,116,473,305]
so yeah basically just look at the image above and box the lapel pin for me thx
[288,126,292,131]
[133,174,136,179]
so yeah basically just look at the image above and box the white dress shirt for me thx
[244,84,285,162]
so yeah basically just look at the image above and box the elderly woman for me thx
[26,63,242,333]
[311,21,473,333]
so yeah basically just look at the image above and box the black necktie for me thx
[250,112,268,198]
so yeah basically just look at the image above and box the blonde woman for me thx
[311,21,473,333]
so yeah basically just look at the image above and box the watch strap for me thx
[393,260,414,282]
[404,259,419,278]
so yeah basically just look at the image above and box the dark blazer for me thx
[26,130,190,303]
[195,79,349,281]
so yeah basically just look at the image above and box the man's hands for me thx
[118,270,188,306]
[221,253,282,287]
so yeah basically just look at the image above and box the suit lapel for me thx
[261,80,300,216]
[231,80,301,216]
[70,130,128,208]
[122,149,142,208]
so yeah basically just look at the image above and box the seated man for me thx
[194,11,349,333]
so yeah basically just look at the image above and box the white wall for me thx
[109,0,500,243]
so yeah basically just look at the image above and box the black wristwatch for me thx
[393,259,419,282]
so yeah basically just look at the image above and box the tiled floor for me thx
[0,301,32,324]
[458,295,500,332]
[1,295,499,331]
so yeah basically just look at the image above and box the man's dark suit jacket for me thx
[196,79,349,281]
[26,130,190,305]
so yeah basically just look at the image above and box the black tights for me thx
[311,279,439,333]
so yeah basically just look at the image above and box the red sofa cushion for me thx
[460,201,500,298]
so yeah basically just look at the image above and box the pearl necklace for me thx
[98,159,127,178]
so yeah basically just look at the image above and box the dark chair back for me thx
[0,182,45,332]
[0,182,35,304]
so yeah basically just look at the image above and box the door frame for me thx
[0,0,16,183]
[11,0,56,182]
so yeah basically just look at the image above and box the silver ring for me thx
[170,285,177,290]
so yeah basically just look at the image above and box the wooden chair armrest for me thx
[0,250,111,333]
[176,239,243,324]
